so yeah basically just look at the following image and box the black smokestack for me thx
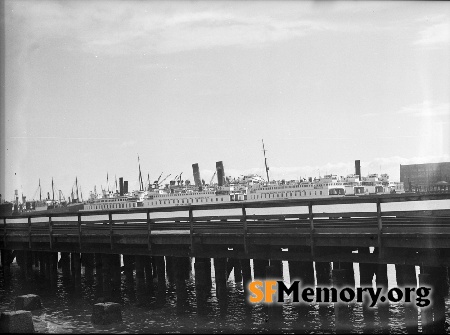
[192,163,202,190]
[355,160,361,180]
[119,177,124,196]
[124,181,128,194]
[216,161,225,186]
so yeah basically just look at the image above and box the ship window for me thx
[320,191,322,195]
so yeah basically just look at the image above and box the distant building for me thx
[400,162,450,192]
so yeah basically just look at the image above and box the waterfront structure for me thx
[400,162,450,192]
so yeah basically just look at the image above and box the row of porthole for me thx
[150,197,225,205]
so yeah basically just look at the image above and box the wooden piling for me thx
[376,263,389,334]
[422,266,447,334]
[175,257,188,311]
[122,255,134,294]
[332,268,351,334]
[73,253,81,287]
[418,272,433,334]
[95,253,103,286]
[38,252,45,278]
[266,265,283,327]
[154,256,166,301]
[165,256,175,284]
[102,254,112,300]
[60,252,71,279]
[395,264,418,334]
[195,261,208,314]
[144,256,153,294]
[83,253,95,282]
[253,259,269,279]
[214,258,227,311]
[240,258,252,296]
[111,254,121,295]
[135,255,146,305]
[49,252,58,288]
[196,257,212,290]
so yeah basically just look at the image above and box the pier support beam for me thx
[266,265,283,328]
[240,258,252,298]
[102,254,112,300]
[332,268,351,334]
[154,256,166,303]
[421,266,447,334]
[214,258,228,312]
[122,255,134,294]
[359,247,377,333]
[196,257,212,291]
[195,261,208,314]
[376,263,389,334]
[111,254,121,296]
[253,259,269,280]
[60,252,71,279]
[144,256,153,295]
[73,253,81,288]
[395,264,418,334]
[135,255,146,305]
[95,253,103,288]
[49,252,58,288]
[175,257,189,312]
[83,253,95,282]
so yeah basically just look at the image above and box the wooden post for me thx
[266,265,283,327]
[102,254,112,300]
[308,202,315,257]
[240,258,252,298]
[111,254,121,296]
[332,268,350,334]
[95,253,103,286]
[376,263,389,334]
[60,252,71,279]
[395,264,418,334]
[135,255,146,305]
[84,253,94,282]
[154,256,166,302]
[49,252,57,288]
[28,217,32,248]
[377,200,383,259]
[195,261,208,314]
[242,205,248,254]
[78,214,82,249]
[419,273,433,334]
[3,218,7,248]
[147,210,152,252]
[175,257,188,311]
[123,254,134,294]
[214,258,228,312]
[189,207,194,253]
[48,216,53,249]
[253,259,269,279]
[109,212,113,250]
[73,252,81,287]
[144,255,154,294]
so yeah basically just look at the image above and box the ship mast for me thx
[262,139,270,183]
[52,177,55,202]
[76,177,79,201]
[39,179,42,201]
[138,154,144,191]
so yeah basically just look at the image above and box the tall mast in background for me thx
[262,139,270,183]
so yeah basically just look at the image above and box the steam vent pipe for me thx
[355,160,361,180]
[192,163,202,190]
[216,161,225,186]
[124,181,128,194]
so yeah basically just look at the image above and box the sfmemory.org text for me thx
[248,280,431,307]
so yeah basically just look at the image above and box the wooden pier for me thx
[1,193,449,333]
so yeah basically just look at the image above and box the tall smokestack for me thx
[124,181,128,194]
[355,160,361,180]
[192,163,202,190]
[216,161,225,186]
[119,177,124,196]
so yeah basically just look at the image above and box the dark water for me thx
[1,260,450,334]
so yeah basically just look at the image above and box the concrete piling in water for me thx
[395,264,418,334]
[214,258,228,312]
[15,294,42,311]
[0,310,35,333]
[91,302,122,325]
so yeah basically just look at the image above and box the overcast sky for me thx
[3,0,450,200]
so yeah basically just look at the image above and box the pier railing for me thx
[1,193,450,265]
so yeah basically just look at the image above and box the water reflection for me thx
[1,260,450,333]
